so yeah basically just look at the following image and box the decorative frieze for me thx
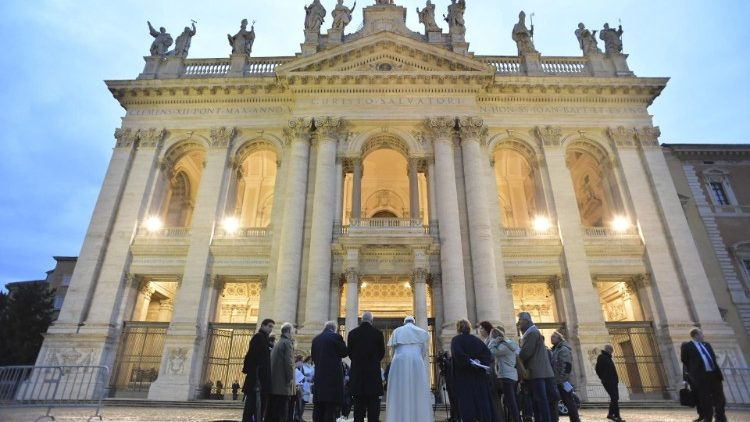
[209,127,237,149]
[534,125,562,147]
[607,126,637,148]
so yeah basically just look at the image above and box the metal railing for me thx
[722,367,750,404]
[605,321,668,397]
[109,321,168,397]
[201,323,257,400]
[0,365,108,421]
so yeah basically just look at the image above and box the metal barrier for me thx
[722,367,750,404]
[0,365,108,421]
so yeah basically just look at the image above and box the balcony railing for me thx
[708,204,750,215]
[213,227,272,239]
[541,56,587,74]
[502,226,558,239]
[134,226,191,238]
[182,57,293,78]
[583,226,641,239]
[341,218,435,236]
[482,56,521,74]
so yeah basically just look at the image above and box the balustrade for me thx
[135,226,192,238]
[583,226,640,238]
[481,56,521,74]
[541,57,587,74]
[183,59,230,77]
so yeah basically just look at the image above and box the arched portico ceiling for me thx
[162,137,207,170]
[234,138,280,165]
[565,138,610,165]
[360,134,410,159]
[490,135,539,165]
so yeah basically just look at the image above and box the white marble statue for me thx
[227,19,255,56]
[443,0,466,35]
[147,21,173,57]
[170,22,196,58]
[600,22,624,54]
[331,0,356,31]
[304,0,327,33]
[417,0,441,33]
[512,11,537,55]
[575,22,600,55]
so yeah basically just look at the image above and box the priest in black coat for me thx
[311,320,349,422]
[451,319,500,422]
[347,311,385,422]
[242,318,275,422]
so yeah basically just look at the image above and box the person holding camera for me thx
[488,327,521,422]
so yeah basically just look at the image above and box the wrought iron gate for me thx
[200,323,257,398]
[110,321,169,396]
[606,321,668,397]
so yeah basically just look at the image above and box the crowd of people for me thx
[233,312,726,422]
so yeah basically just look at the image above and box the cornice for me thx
[663,143,750,158]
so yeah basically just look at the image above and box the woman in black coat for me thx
[451,319,500,422]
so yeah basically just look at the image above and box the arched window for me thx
[566,143,624,227]
[232,149,277,228]
[494,147,542,228]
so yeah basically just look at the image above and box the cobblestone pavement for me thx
[1,406,748,422]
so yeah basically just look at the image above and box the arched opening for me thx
[371,210,398,219]
[566,143,623,227]
[154,147,205,228]
[231,149,277,228]
[493,147,543,228]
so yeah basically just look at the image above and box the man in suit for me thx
[518,312,555,422]
[242,318,275,422]
[311,320,349,422]
[347,311,385,422]
[681,328,726,422]
[595,345,623,422]
[268,322,296,422]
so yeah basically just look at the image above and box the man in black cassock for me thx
[347,311,385,422]
[242,318,275,422]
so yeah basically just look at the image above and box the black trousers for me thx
[603,382,620,418]
[353,394,380,422]
[694,371,726,422]
[556,385,580,422]
[266,394,293,422]
[313,401,339,422]
[242,389,269,422]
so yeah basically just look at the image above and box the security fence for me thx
[606,321,668,398]
[200,323,257,399]
[0,365,108,421]
[109,321,168,396]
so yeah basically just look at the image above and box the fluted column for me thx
[344,269,360,334]
[351,159,362,220]
[272,119,314,323]
[425,117,469,331]
[412,269,429,330]
[458,117,502,325]
[302,117,345,333]
[408,158,420,220]
[133,283,154,321]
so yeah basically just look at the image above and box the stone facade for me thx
[36,2,747,402]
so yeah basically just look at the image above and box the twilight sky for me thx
[1,0,748,290]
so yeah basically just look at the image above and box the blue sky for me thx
[1,0,749,290]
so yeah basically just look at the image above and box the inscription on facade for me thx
[307,96,469,106]
[479,105,645,115]
[128,105,293,117]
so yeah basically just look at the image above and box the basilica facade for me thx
[38,1,747,402]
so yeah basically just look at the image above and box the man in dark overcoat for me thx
[347,311,385,422]
[311,320,349,422]
[451,319,500,422]
[595,344,623,422]
[681,327,726,422]
[242,318,275,422]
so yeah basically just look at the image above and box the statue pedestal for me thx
[426,31,443,44]
[302,31,320,56]
[327,29,344,46]
[228,53,248,77]
[138,56,162,80]
[584,51,611,77]
[159,56,186,79]
[450,32,468,54]
[520,52,543,76]
[609,53,634,76]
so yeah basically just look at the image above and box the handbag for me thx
[679,383,696,407]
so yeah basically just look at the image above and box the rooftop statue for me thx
[574,22,600,55]
[169,22,197,58]
[512,11,537,55]
[443,0,466,35]
[331,0,357,31]
[375,0,394,4]
[417,0,441,33]
[599,22,624,54]
[147,21,173,57]
[305,0,327,33]
[227,19,255,55]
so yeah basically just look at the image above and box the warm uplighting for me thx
[222,217,240,234]
[145,216,163,232]
[611,216,631,233]
[532,216,551,232]
[361,282,368,289]
[404,282,411,289]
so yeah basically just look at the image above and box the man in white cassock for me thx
[385,316,433,422]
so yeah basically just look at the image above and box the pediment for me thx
[276,32,494,76]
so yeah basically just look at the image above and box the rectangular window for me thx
[710,182,730,205]
[743,260,750,280]
[53,296,64,310]
[61,274,72,286]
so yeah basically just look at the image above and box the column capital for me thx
[633,273,652,289]
[534,125,563,147]
[423,117,456,144]
[283,118,314,146]
[606,126,637,148]
[259,275,268,288]
[209,127,237,149]
[313,116,348,144]
[114,128,139,149]
[457,117,488,145]
[635,126,661,148]
[136,128,167,149]
[412,268,429,284]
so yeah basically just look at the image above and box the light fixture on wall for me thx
[361,282,368,289]
[611,216,631,233]
[532,216,551,232]
[145,216,163,232]
[404,282,411,289]
[222,216,240,234]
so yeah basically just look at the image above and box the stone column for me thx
[302,117,345,335]
[408,158,421,220]
[534,126,610,401]
[412,269,429,330]
[272,119,314,323]
[344,269,360,334]
[158,299,175,322]
[334,158,344,231]
[351,159,362,220]
[424,117,469,334]
[148,127,236,401]
[133,283,154,321]
[458,117,503,325]
[427,159,438,228]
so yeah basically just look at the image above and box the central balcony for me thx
[335,218,438,248]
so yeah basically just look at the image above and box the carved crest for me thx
[209,127,237,148]
[534,126,562,147]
